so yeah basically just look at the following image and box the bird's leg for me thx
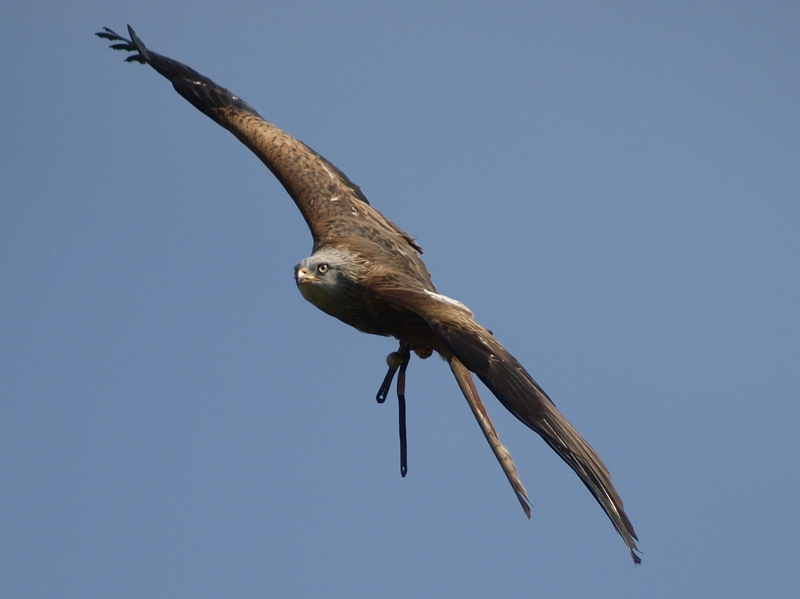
[376,343,412,477]
[449,357,532,518]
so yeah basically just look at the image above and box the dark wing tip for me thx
[95,26,146,64]
[97,26,260,120]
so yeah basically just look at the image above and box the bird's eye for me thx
[317,263,328,274]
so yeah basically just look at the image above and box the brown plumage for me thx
[98,26,641,564]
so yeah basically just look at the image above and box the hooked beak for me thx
[295,265,320,287]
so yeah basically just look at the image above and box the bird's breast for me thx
[298,280,441,350]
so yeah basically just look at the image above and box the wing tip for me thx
[631,547,643,565]
[96,25,147,64]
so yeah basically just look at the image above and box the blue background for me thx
[2,1,798,597]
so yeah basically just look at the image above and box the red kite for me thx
[98,26,640,563]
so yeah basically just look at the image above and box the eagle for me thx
[98,26,640,563]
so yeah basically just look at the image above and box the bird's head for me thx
[294,247,363,311]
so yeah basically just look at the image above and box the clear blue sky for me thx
[2,1,798,597]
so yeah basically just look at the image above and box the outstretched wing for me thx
[380,287,641,563]
[97,26,424,259]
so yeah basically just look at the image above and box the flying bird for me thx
[98,26,641,564]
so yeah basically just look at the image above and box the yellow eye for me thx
[317,263,328,274]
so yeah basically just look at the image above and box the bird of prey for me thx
[98,26,641,564]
